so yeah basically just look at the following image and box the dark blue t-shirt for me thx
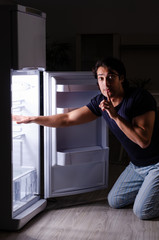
[87,87,159,167]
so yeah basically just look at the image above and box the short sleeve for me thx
[131,88,157,118]
[87,94,103,116]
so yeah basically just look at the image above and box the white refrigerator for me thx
[0,4,109,230]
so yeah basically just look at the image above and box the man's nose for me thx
[104,77,110,86]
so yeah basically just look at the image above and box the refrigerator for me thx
[0,4,109,230]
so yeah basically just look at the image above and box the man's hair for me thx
[92,57,129,90]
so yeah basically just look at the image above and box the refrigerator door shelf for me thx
[56,91,100,109]
[51,159,108,196]
[57,146,109,166]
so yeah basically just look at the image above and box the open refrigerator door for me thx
[44,72,109,198]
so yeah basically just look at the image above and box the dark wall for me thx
[1,0,159,89]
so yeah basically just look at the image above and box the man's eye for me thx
[107,75,113,80]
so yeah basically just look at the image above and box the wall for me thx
[13,0,159,37]
[1,0,159,89]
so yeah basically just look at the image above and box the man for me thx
[13,57,159,220]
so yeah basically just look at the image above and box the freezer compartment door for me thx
[12,5,46,69]
[44,72,109,198]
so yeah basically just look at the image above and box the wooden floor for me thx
[1,164,159,240]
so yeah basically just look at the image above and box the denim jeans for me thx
[108,161,159,219]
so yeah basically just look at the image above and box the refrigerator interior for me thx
[44,72,109,198]
[0,4,47,230]
[11,70,41,216]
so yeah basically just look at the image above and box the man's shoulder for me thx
[125,87,156,114]
[126,87,150,99]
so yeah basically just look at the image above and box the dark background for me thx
[1,0,159,91]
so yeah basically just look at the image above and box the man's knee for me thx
[133,201,159,220]
[107,191,122,209]
[133,203,146,220]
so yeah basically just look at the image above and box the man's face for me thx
[97,66,124,98]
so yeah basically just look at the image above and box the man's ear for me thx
[120,75,124,82]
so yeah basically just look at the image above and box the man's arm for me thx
[99,97,155,149]
[12,106,98,128]
[114,111,155,149]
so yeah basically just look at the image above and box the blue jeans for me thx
[108,161,159,220]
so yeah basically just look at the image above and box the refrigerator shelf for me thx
[12,105,25,111]
[56,84,98,92]
[13,133,25,140]
[57,146,109,166]
[56,91,100,109]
